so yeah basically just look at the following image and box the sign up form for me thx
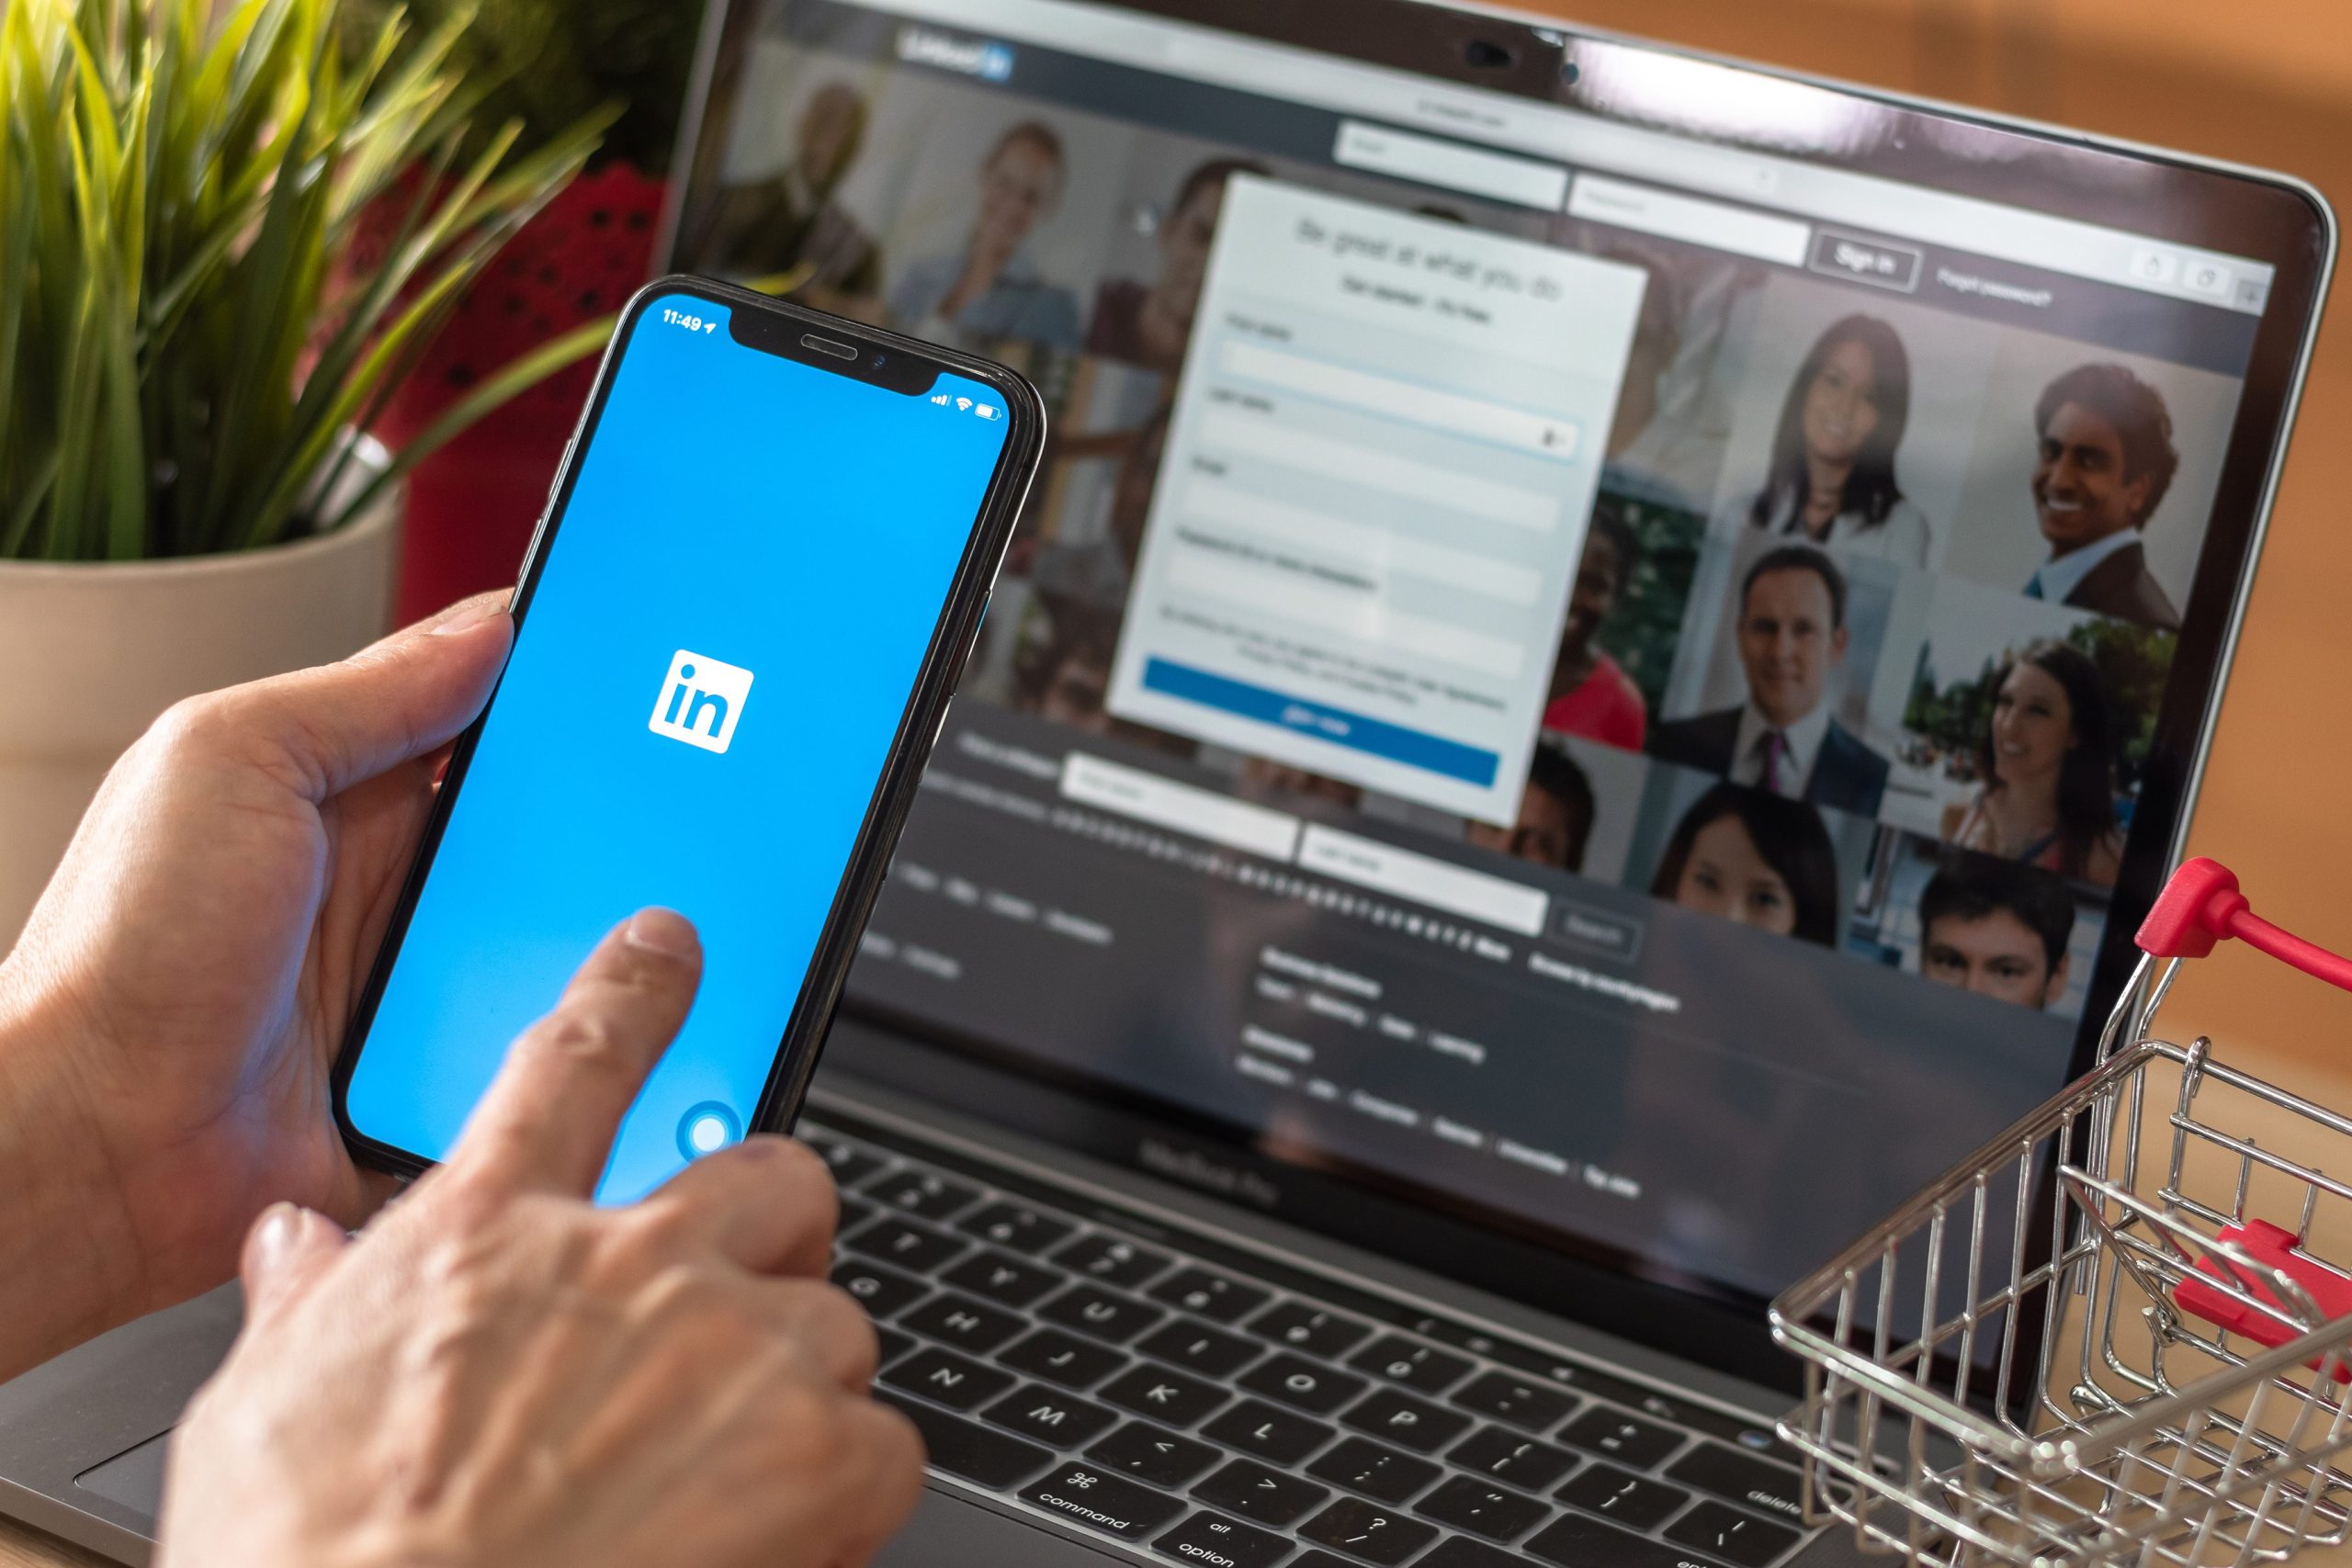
[1106,177,1647,824]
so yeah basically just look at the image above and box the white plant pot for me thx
[0,490,402,944]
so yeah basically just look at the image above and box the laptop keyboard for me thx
[809,1114,1814,1568]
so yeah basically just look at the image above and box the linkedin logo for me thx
[649,649,754,753]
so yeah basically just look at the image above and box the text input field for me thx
[1332,119,1570,212]
[1297,824,1550,936]
[1061,751,1302,860]
[1218,339,1579,463]
[1567,174,1811,266]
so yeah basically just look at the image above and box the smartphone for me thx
[333,277,1045,1201]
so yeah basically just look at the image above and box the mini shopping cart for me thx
[1770,857,2352,1568]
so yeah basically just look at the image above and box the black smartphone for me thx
[332,276,1044,1199]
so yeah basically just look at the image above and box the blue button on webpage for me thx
[1141,659,1500,787]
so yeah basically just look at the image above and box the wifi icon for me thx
[956,397,974,411]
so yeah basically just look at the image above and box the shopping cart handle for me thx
[2139,857,2352,992]
[2175,1219,2352,1377]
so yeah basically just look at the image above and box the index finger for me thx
[447,909,703,1195]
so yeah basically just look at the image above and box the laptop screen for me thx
[667,0,2314,1309]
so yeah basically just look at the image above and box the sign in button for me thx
[1141,659,1500,786]
[1808,231,1922,293]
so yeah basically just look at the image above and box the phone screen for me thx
[342,288,1014,1201]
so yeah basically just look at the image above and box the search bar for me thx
[1567,174,1811,266]
[1061,752,1302,860]
[1333,120,1568,212]
[1297,824,1549,936]
[1218,339,1578,464]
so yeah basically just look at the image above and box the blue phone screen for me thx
[344,290,1012,1201]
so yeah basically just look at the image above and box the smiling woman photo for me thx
[1739,313,1931,566]
[1648,781,1841,945]
[1942,639,2125,886]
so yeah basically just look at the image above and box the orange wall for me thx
[1527,0,2352,1246]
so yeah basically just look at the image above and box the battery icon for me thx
[975,404,1001,420]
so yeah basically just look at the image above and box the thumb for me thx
[240,1203,349,1324]
[220,591,514,803]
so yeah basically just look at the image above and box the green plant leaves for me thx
[1,0,609,560]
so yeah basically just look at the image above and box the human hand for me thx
[158,911,924,1568]
[0,594,511,1374]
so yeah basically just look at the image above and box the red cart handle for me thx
[2138,857,2352,994]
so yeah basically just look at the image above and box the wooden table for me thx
[0,1520,110,1568]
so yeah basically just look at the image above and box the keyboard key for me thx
[1415,1475,1549,1541]
[1449,1426,1577,1491]
[1202,1398,1336,1465]
[1149,1266,1272,1323]
[1091,1422,1224,1487]
[1001,1328,1128,1391]
[1665,1444,1805,1527]
[958,1200,1078,1255]
[836,1194,878,1235]
[871,1168,982,1221]
[1152,1509,1293,1568]
[1341,1388,1472,1454]
[804,1132,888,1190]
[1054,1232,1174,1288]
[1020,1461,1185,1541]
[1555,1461,1690,1529]
[1450,1371,1576,1433]
[1241,1353,1369,1416]
[1193,1458,1331,1526]
[877,1390,1052,1490]
[1298,1497,1439,1564]
[1306,1436,1442,1504]
[1417,1537,1525,1567]
[1249,1301,1373,1358]
[1101,1362,1230,1427]
[942,1248,1061,1307]
[1138,1317,1263,1378]
[1349,1335,1473,1395]
[1040,1283,1165,1344]
[1560,1406,1686,1469]
[844,1214,967,1274]
[830,1258,927,1319]
[1294,1553,1383,1568]
[1528,1507,1735,1568]
[981,1382,1120,1448]
[876,1326,914,1365]
[881,1346,1014,1412]
[1665,1502,1803,1568]
[900,1292,1025,1354]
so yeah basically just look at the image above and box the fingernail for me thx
[427,593,511,636]
[248,1202,307,1276]
[622,908,699,960]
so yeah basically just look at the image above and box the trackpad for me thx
[75,1428,172,1519]
[876,1485,1125,1567]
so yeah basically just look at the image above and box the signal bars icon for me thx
[930,392,950,406]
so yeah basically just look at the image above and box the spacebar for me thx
[879,1390,1055,1490]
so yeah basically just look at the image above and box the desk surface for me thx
[0,1518,109,1568]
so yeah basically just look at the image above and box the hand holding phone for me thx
[333,279,1045,1201]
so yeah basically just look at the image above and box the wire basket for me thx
[1770,858,2352,1568]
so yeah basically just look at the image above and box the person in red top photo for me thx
[1541,508,1648,750]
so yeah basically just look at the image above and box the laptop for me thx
[0,0,2333,1563]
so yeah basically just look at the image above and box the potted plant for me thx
[344,0,696,620]
[0,0,606,937]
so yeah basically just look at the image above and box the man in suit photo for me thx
[2022,361,2183,629]
[1649,545,1892,815]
